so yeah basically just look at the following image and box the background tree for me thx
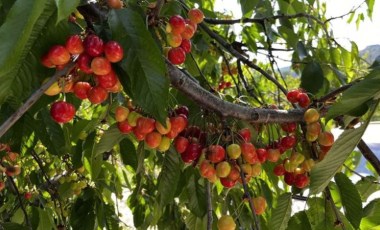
[0,0,379,229]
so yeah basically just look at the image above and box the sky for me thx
[214,0,380,66]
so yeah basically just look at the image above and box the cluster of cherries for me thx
[286,88,311,108]
[41,33,124,123]
[115,103,189,152]
[0,144,32,200]
[166,9,204,65]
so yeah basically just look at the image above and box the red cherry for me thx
[257,148,268,163]
[96,70,118,89]
[169,15,186,35]
[50,101,76,123]
[41,53,55,68]
[238,128,251,142]
[65,35,84,55]
[175,106,189,117]
[280,136,296,149]
[284,172,295,185]
[297,93,310,108]
[294,174,310,188]
[181,24,195,40]
[170,115,188,133]
[281,122,297,133]
[180,39,192,53]
[133,129,146,141]
[118,120,133,134]
[165,129,178,139]
[286,89,300,103]
[24,192,32,200]
[273,164,286,176]
[145,132,162,149]
[73,82,91,100]
[181,143,202,163]
[185,19,197,31]
[104,41,124,63]
[188,8,204,24]
[136,117,156,134]
[83,34,104,57]
[220,177,236,188]
[168,47,186,65]
[87,86,108,104]
[48,45,71,66]
[174,136,189,154]
[91,57,112,75]
[207,145,226,163]
[77,53,93,74]
[241,142,259,164]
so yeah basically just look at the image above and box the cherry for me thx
[170,115,188,133]
[273,164,286,176]
[297,93,310,108]
[168,15,186,35]
[174,106,189,117]
[0,181,4,191]
[226,143,241,159]
[96,70,118,89]
[73,82,91,100]
[41,53,55,68]
[168,47,186,65]
[241,142,258,164]
[117,120,133,134]
[166,129,178,139]
[83,34,104,57]
[174,136,189,154]
[107,0,123,9]
[133,129,146,141]
[115,106,130,122]
[91,57,112,75]
[216,161,231,178]
[181,24,195,40]
[256,148,268,163]
[167,33,182,48]
[77,53,93,74]
[155,118,171,135]
[284,172,295,185]
[136,117,156,134]
[145,132,162,149]
[294,174,310,188]
[207,145,226,163]
[188,8,204,24]
[126,111,141,127]
[220,177,237,188]
[87,86,108,104]
[267,148,281,162]
[48,45,71,66]
[181,143,202,163]
[180,39,191,53]
[185,19,197,31]
[104,41,124,62]
[158,136,171,152]
[307,122,321,135]
[304,108,320,124]
[24,192,32,200]
[281,122,297,133]
[65,35,84,55]
[50,101,76,123]
[227,166,240,181]
[318,131,334,146]
[199,160,216,178]
[280,135,296,149]
[286,89,300,103]
[238,128,251,142]
[252,196,267,215]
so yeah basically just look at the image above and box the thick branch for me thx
[358,139,380,175]
[167,62,304,123]
[0,63,76,139]
[198,23,288,95]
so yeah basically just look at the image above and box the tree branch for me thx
[206,181,213,230]
[167,61,304,123]
[358,139,380,176]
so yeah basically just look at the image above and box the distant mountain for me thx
[279,44,380,76]
[359,44,380,64]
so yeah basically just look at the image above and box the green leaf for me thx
[0,0,58,104]
[269,193,292,230]
[119,138,137,170]
[300,62,325,95]
[69,189,96,230]
[239,0,259,17]
[356,176,380,202]
[1,223,29,230]
[158,149,182,206]
[287,211,312,230]
[95,125,125,156]
[184,212,207,230]
[326,70,380,120]
[37,209,55,230]
[54,0,80,23]
[310,125,367,194]
[306,197,335,230]
[361,199,380,229]
[83,132,102,180]
[108,9,169,124]
[186,174,207,217]
[335,172,363,229]
[296,41,308,60]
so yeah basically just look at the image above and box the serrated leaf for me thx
[356,176,380,202]
[54,0,80,23]
[108,9,168,124]
[83,132,102,180]
[184,212,207,230]
[335,172,363,229]
[1,223,29,230]
[287,211,312,230]
[300,62,325,95]
[306,197,335,230]
[361,199,380,229]
[326,70,380,120]
[310,125,367,194]
[187,174,207,217]
[119,138,137,170]
[69,189,96,230]
[37,209,55,230]
[95,125,125,156]
[269,193,292,230]
[158,149,181,206]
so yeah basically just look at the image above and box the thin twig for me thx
[0,62,76,139]
[317,83,355,103]
[325,188,346,230]
[236,61,263,105]
[358,139,380,176]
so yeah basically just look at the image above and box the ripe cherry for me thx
[107,0,123,9]
[91,57,112,75]
[48,45,71,66]
[24,192,32,200]
[50,101,76,123]
[118,120,133,134]
[280,135,296,149]
[199,160,216,179]
[174,106,189,117]
[136,117,156,134]
[87,86,108,104]
[207,145,226,163]
[41,53,55,68]
[145,132,162,149]
[304,108,320,124]
[281,122,297,133]
[238,128,251,142]
[73,82,91,100]
[220,177,237,188]
[96,70,118,89]
[83,34,104,57]
[104,41,124,62]
[257,148,268,163]
[168,15,186,35]
[180,39,192,53]
[286,89,300,103]
[174,136,189,154]
[188,8,204,24]
[181,143,202,163]
[65,35,84,55]
[170,115,188,133]
[77,53,93,74]
[273,164,286,176]
[297,93,310,108]
[181,24,195,40]
[294,174,310,188]
[168,47,186,65]
[284,172,295,185]
[167,33,182,48]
